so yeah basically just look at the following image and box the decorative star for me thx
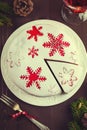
[20,67,47,89]
[70,51,77,63]
[26,26,43,41]
[7,52,21,68]
[43,33,70,56]
[59,67,78,87]
[28,46,39,58]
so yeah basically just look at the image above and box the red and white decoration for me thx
[1,20,86,104]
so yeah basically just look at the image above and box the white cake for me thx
[3,20,86,97]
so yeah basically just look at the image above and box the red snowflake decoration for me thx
[43,33,70,56]
[20,67,47,89]
[28,46,39,58]
[26,26,43,41]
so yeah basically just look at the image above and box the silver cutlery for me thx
[0,94,50,130]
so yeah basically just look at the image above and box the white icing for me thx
[6,22,84,97]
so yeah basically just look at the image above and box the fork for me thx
[0,94,50,130]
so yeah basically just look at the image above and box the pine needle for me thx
[0,1,13,15]
[68,97,87,130]
[0,2,13,26]
[0,13,12,26]
[68,121,82,130]
[71,97,87,120]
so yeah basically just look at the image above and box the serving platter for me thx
[1,20,87,106]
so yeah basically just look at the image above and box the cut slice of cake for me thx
[44,59,83,93]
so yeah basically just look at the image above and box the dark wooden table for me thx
[0,0,87,130]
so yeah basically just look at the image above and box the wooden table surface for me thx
[0,0,87,130]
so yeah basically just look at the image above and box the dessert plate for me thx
[1,20,87,106]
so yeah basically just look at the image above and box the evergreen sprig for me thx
[71,98,87,120]
[0,1,13,15]
[68,97,87,130]
[0,13,12,26]
[0,1,13,26]
[68,121,82,130]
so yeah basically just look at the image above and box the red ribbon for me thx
[12,111,36,119]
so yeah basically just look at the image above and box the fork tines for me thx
[0,94,16,108]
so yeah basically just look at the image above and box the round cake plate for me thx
[1,20,87,106]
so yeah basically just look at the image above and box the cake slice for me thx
[44,59,83,93]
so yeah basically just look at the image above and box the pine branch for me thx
[68,97,87,130]
[68,121,82,130]
[0,13,12,26]
[0,2,13,26]
[0,2,13,15]
[71,97,87,120]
